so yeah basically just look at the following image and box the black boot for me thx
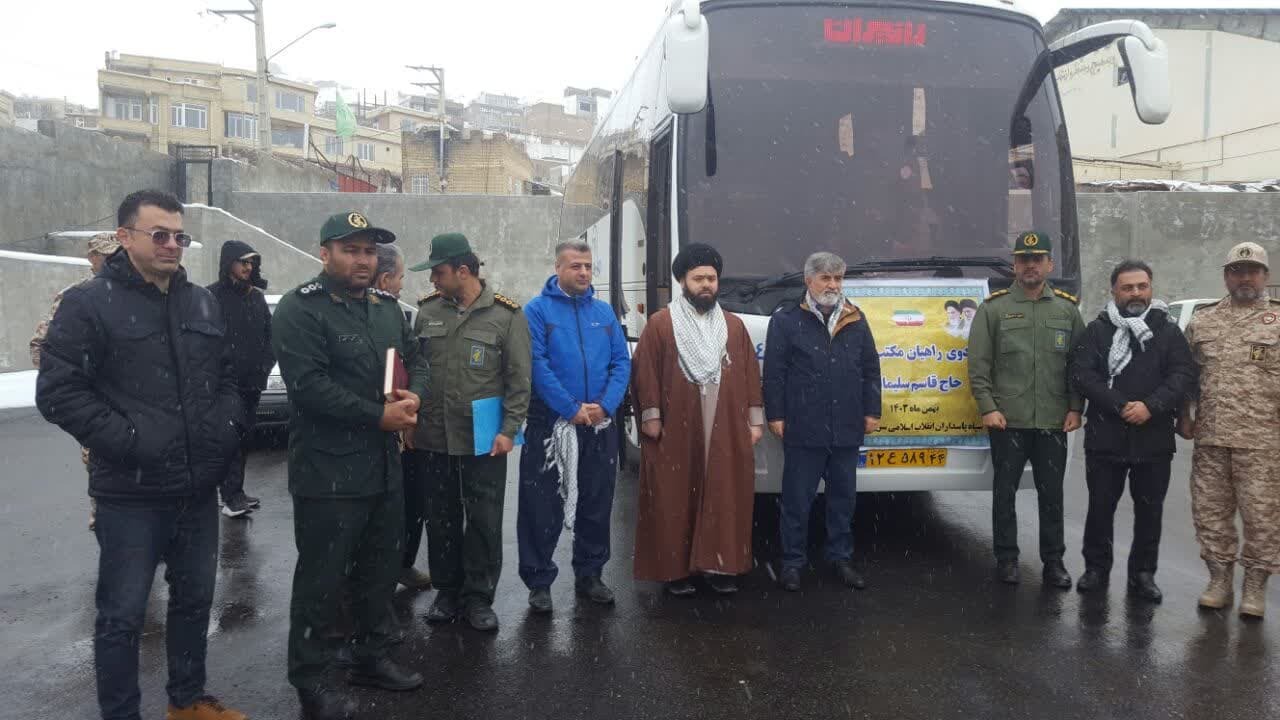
[833,561,867,590]
[464,603,499,632]
[347,657,424,692]
[298,686,358,720]
[1076,568,1109,593]
[779,567,801,592]
[528,587,553,614]
[997,559,1021,585]
[1127,572,1163,604]
[1043,560,1072,590]
[665,578,697,597]
[705,575,739,595]
[576,576,616,604]
[425,591,460,624]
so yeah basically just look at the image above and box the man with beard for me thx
[1069,260,1196,603]
[968,231,1086,588]
[272,212,427,719]
[765,252,881,593]
[207,240,274,517]
[631,243,764,596]
[1181,242,1280,619]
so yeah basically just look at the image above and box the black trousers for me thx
[217,395,257,502]
[402,449,427,569]
[990,429,1068,564]
[1082,455,1171,576]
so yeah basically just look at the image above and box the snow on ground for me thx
[0,371,36,410]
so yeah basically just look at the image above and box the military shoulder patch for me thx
[493,293,521,311]
[1053,288,1080,304]
[986,288,1010,301]
[296,282,322,297]
[418,291,441,306]
[1269,298,1280,305]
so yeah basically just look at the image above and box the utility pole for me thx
[407,65,446,192]
[209,1,271,156]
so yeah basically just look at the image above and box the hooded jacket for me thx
[1069,306,1197,462]
[36,250,244,500]
[523,276,631,422]
[207,240,274,404]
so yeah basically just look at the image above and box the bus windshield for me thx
[682,4,1075,282]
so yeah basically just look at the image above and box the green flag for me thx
[335,91,356,139]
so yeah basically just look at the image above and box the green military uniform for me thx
[968,231,1086,567]
[409,233,531,616]
[272,212,428,691]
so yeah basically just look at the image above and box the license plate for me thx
[858,448,948,469]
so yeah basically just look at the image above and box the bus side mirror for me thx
[1050,19,1172,125]
[663,0,710,114]
[1118,36,1171,125]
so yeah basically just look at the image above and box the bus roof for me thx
[689,0,1040,24]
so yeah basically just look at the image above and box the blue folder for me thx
[472,396,525,456]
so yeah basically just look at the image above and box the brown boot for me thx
[1239,568,1269,619]
[167,696,247,720]
[1198,561,1234,609]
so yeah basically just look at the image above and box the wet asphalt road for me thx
[2,407,1277,720]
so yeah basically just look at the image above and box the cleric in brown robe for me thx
[631,244,764,596]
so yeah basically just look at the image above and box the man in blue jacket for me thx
[764,251,882,593]
[519,240,631,613]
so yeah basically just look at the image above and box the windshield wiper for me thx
[726,256,1014,299]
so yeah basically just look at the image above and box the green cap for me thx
[1012,230,1052,255]
[320,212,396,245]
[410,232,473,272]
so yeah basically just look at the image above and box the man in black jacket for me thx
[36,190,246,720]
[208,239,274,517]
[1069,259,1197,603]
[764,251,882,593]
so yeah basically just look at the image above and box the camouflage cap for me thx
[87,232,121,256]
[1224,241,1269,270]
[1012,230,1052,255]
[320,212,396,245]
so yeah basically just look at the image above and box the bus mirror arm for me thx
[1048,20,1171,125]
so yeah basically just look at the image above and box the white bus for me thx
[560,0,1170,493]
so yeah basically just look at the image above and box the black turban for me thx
[671,243,723,280]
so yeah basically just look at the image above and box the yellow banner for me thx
[843,279,989,448]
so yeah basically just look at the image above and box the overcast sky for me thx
[2,0,1277,108]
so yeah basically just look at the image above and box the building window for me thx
[357,142,375,161]
[401,118,414,131]
[410,174,432,194]
[225,112,257,139]
[272,126,304,148]
[246,84,258,103]
[275,90,305,113]
[149,103,158,125]
[578,100,593,113]
[324,135,344,157]
[106,95,144,122]
[171,102,208,129]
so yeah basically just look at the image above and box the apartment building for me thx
[98,53,402,178]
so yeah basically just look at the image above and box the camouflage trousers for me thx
[1191,445,1280,573]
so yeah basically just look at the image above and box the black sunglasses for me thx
[125,227,195,248]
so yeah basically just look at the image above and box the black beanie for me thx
[671,243,723,280]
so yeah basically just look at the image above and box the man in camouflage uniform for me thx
[1181,241,1280,619]
[30,232,120,530]
[968,230,1086,588]
[409,232,531,632]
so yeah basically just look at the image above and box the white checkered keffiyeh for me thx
[542,416,612,531]
[1105,299,1169,387]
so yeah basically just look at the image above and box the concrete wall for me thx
[226,192,562,303]
[0,124,174,250]
[1077,193,1280,317]
[205,155,336,209]
[0,206,321,372]
[0,251,94,372]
